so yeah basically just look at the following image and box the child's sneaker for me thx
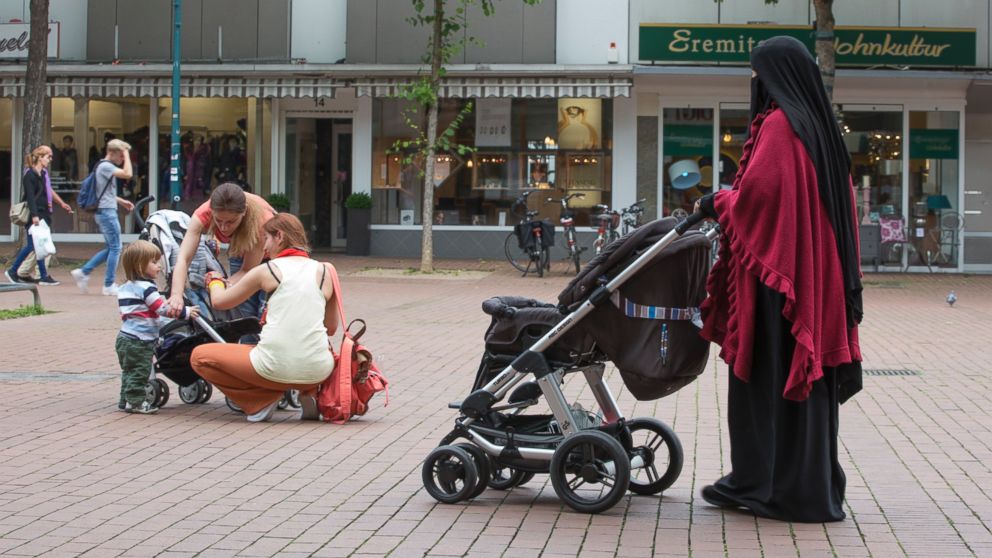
[102,284,119,296]
[70,269,89,293]
[38,277,60,286]
[124,401,159,414]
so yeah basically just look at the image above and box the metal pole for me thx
[170,0,182,208]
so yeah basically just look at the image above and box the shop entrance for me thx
[285,117,352,250]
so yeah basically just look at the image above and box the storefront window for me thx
[909,110,961,267]
[0,99,12,237]
[716,106,749,192]
[662,108,714,218]
[371,98,613,226]
[158,98,250,214]
[47,98,152,234]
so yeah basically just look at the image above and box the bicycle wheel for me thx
[567,230,581,274]
[535,247,546,278]
[504,232,529,273]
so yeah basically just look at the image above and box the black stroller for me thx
[423,215,715,513]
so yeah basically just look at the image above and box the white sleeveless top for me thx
[249,257,335,384]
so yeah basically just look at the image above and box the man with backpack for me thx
[70,139,136,295]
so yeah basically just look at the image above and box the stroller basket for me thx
[154,317,261,386]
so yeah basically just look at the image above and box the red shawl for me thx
[700,108,862,401]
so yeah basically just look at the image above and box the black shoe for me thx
[19,275,39,283]
[701,485,740,508]
[4,269,20,283]
[37,277,59,286]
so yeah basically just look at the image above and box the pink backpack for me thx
[317,264,389,423]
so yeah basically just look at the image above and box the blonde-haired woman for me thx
[166,182,275,318]
[5,146,66,285]
[70,139,136,295]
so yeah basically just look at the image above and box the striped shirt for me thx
[118,279,188,341]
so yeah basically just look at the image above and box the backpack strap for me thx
[325,263,346,329]
[96,161,114,201]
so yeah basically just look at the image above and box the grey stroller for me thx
[423,214,715,513]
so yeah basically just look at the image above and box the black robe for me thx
[709,282,848,523]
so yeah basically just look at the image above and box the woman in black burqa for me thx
[695,36,864,522]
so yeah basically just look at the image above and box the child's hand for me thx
[187,306,201,319]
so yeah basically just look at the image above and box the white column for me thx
[353,93,373,195]
[269,98,282,194]
[611,95,637,210]
[148,97,159,213]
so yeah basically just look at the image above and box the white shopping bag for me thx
[29,221,56,259]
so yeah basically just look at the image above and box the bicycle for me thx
[591,199,646,256]
[548,193,585,274]
[504,191,551,278]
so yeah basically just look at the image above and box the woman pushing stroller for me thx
[189,213,337,422]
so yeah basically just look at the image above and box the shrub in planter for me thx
[266,193,291,211]
[344,192,373,256]
[344,192,373,209]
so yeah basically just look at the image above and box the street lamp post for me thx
[170,0,182,208]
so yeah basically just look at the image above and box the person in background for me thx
[694,36,863,523]
[115,240,200,414]
[190,213,336,422]
[14,145,73,282]
[70,139,136,295]
[5,146,69,286]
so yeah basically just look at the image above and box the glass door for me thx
[660,107,715,219]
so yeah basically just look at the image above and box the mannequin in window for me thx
[59,135,80,180]
[184,135,211,199]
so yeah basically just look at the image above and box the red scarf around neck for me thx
[273,247,309,259]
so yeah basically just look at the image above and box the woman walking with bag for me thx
[70,139,136,295]
[5,146,63,286]
[190,213,337,422]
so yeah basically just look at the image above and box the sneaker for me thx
[246,400,279,423]
[18,275,38,283]
[38,277,60,286]
[4,269,20,283]
[70,269,89,293]
[118,400,126,411]
[102,284,119,296]
[124,401,159,415]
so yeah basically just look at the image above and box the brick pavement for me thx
[0,248,991,557]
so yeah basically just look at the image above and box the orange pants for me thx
[190,343,319,415]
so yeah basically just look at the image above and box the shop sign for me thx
[0,22,60,59]
[910,129,959,159]
[475,98,512,147]
[639,24,976,67]
[663,124,713,157]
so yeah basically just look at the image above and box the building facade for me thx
[0,0,990,272]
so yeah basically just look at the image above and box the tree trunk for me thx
[420,0,445,273]
[813,0,836,101]
[22,0,50,158]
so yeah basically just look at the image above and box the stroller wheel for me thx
[153,378,170,408]
[225,396,244,413]
[422,445,479,504]
[454,443,491,500]
[286,390,302,409]
[143,382,159,407]
[625,418,683,495]
[550,430,630,514]
[179,382,202,404]
[195,379,213,404]
[277,393,291,410]
[487,462,532,491]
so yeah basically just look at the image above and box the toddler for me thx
[116,240,199,414]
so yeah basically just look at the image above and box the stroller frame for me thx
[425,214,713,513]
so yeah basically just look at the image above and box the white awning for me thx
[355,77,632,98]
[0,76,340,98]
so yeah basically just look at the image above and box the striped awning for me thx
[355,77,632,98]
[0,76,339,98]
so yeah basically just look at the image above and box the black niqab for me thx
[749,36,863,329]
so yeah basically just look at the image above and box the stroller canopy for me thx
[559,217,712,400]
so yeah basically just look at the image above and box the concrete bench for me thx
[0,283,42,307]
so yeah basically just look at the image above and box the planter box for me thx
[346,207,371,256]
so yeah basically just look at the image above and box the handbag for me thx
[317,263,389,423]
[9,201,29,226]
[29,221,56,259]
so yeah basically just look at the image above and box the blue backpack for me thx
[77,164,112,212]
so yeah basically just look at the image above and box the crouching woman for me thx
[190,213,336,422]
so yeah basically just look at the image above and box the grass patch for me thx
[0,305,52,320]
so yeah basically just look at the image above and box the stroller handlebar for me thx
[674,211,706,235]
